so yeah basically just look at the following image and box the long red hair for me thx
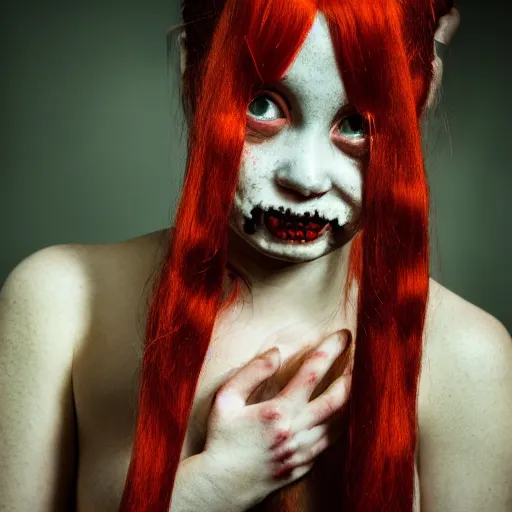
[119,0,453,510]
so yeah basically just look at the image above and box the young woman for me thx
[1,1,510,511]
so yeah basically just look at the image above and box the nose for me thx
[274,137,333,200]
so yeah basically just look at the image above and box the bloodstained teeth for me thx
[268,217,280,229]
[262,211,328,242]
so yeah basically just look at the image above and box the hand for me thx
[201,330,352,510]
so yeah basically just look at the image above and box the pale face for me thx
[229,14,367,263]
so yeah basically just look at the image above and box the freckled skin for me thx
[229,14,365,263]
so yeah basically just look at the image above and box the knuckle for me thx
[215,387,232,404]
[270,427,293,449]
[272,445,295,464]
[214,388,240,412]
[259,403,282,423]
[306,370,319,387]
[309,349,330,361]
[274,426,292,440]
[256,352,278,371]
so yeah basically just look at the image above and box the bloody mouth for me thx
[261,208,332,243]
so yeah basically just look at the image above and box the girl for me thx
[1,1,510,512]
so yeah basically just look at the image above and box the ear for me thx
[434,7,461,46]
[425,8,461,109]
[178,30,187,77]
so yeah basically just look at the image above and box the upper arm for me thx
[0,245,91,511]
[420,303,512,511]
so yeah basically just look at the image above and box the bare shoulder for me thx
[419,278,512,511]
[2,228,169,353]
[64,228,170,351]
[1,243,95,351]
[425,278,509,346]
[424,278,510,398]
[0,230,169,510]
[78,228,169,302]
[1,247,89,510]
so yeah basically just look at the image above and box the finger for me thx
[271,431,330,479]
[270,460,315,483]
[293,432,330,467]
[277,331,348,406]
[270,423,328,464]
[296,373,351,431]
[214,348,281,414]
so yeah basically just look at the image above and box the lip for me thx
[260,211,332,244]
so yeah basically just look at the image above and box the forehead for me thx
[279,13,346,103]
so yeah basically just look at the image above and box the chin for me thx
[229,206,355,263]
[235,228,338,263]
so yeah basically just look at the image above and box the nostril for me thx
[308,190,328,199]
[275,172,331,201]
[276,183,328,201]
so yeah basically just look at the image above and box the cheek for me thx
[238,144,280,190]
[325,156,365,214]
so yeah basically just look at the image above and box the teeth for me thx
[260,210,332,243]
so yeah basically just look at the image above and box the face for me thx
[229,13,367,263]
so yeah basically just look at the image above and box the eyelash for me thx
[247,92,368,142]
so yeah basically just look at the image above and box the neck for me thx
[226,228,353,322]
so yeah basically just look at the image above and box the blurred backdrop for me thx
[1,0,510,330]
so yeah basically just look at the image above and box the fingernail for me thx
[269,347,281,358]
[337,330,349,349]
[261,347,281,365]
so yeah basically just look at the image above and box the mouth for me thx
[245,207,336,244]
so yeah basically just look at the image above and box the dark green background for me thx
[1,1,510,331]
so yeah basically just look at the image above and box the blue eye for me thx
[248,95,284,121]
[338,114,367,138]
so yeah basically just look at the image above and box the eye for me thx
[337,113,367,139]
[247,94,285,122]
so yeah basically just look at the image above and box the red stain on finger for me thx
[310,350,329,359]
[260,408,281,422]
[272,448,295,464]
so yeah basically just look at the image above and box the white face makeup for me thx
[229,13,367,263]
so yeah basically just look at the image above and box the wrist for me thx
[171,452,247,512]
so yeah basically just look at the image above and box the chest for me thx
[72,299,428,511]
